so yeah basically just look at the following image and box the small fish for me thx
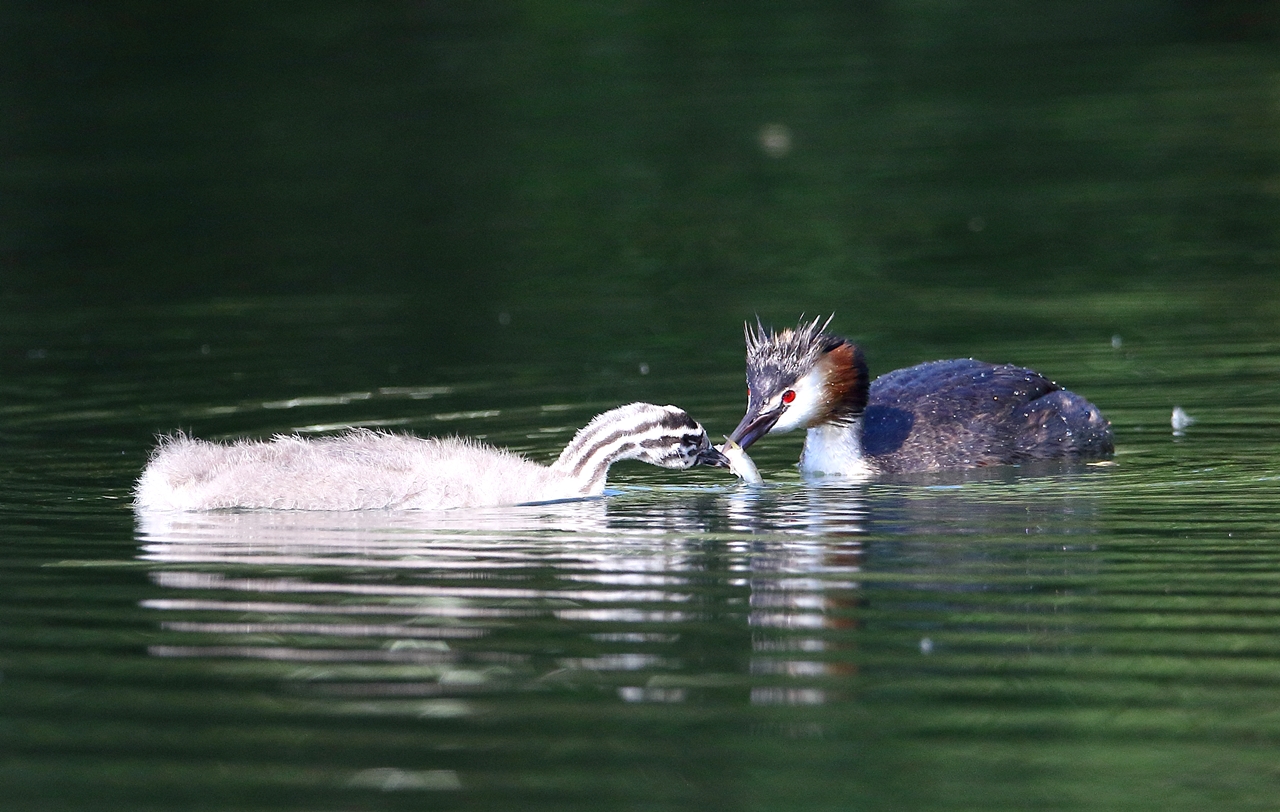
[717,438,763,485]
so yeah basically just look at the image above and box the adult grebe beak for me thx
[726,403,784,451]
[695,444,732,468]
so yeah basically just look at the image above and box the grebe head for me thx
[726,316,869,451]
[635,405,731,470]
[552,402,729,487]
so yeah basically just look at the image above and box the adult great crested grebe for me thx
[136,402,730,511]
[726,317,1113,477]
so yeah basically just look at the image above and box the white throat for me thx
[799,417,875,478]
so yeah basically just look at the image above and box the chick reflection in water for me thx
[136,402,730,511]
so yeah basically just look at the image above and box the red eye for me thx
[781,389,796,404]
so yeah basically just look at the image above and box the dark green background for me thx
[4,2,1277,308]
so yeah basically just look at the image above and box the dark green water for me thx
[4,4,1280,811]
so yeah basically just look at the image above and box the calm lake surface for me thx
[4,4,1280,811]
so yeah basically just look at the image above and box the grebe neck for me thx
[549,434,633,495]
[799,417,875,478]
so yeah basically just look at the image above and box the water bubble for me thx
[758,123,792,158]
[1171,406,1195,435]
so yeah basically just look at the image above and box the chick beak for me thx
[695,443,731,469]
[726,404,784,451]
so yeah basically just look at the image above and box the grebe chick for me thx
[727,317,1113,477]
[136,402,730,512]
